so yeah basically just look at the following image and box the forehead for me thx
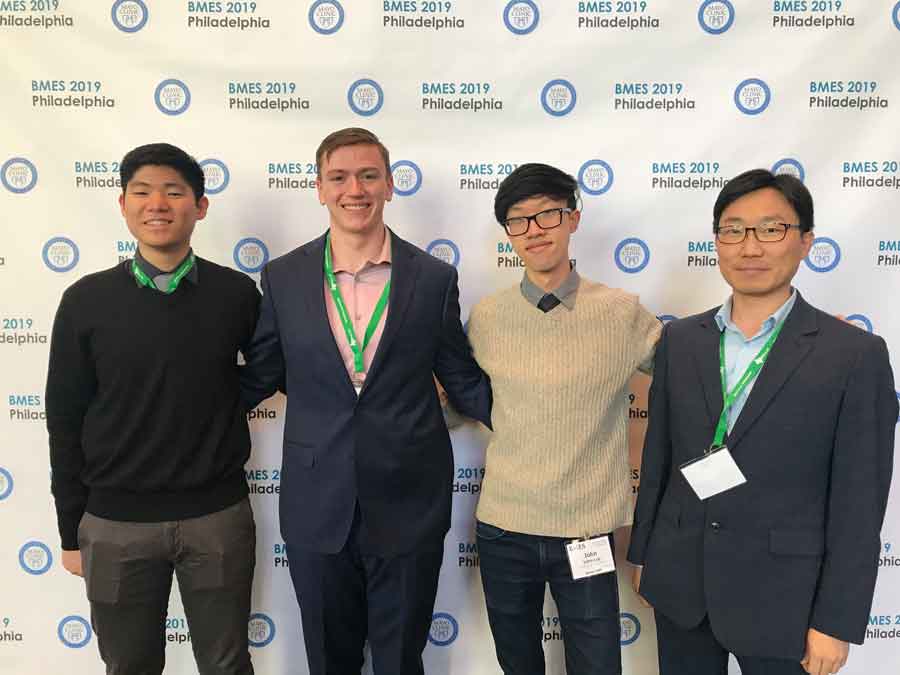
[720,187,798,222]
[127,164,189,186]
[507,194,568,216]
[321,143,385,173]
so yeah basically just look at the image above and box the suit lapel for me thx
[301,232,357,393]
[726,294,817,451]
[360,230,418,395]
[693,312,725,429]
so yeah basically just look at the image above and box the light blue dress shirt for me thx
[714,290,797,433]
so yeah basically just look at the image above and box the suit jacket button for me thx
[710,521,720,531]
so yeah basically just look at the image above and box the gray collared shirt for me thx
[520,267,580,310]
[130,248,199,291]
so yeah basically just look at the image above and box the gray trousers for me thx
[78,499,256,675]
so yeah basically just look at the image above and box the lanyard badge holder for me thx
[132,253,196,294]
[324,233,391,392]
[565,534,615,580]
[679,320,785,500]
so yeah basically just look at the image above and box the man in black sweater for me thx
[46,143,260,675]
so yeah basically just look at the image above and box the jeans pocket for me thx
[475,520,507,541]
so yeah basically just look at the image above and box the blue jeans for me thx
[476,520,622,675]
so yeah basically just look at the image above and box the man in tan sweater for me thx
[466,163,661,674]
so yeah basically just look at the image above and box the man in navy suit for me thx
[241,127,491,675]
[629,169,897,675]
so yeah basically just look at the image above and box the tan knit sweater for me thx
[468,278,661,537]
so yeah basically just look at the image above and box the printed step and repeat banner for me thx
[2,1,899,673]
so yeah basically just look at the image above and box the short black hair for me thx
[119,143,205,203]
[713,169,814,233]
[494,163,578,224]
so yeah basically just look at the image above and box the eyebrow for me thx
[721,214,785,224]
[325,167,382,176]
[128,181,187,189]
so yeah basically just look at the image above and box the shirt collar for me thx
[330,227,392,274]
[715,288,797,340]
[131,248,199,287]
[520,265,580,310]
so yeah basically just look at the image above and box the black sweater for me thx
[46,258,261,549]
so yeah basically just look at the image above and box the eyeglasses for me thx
[715,221,801,244]
[502,208,573,237]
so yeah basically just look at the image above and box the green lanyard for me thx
[132,253,195,295]
[711,319,785,448]
[324,233,391,373]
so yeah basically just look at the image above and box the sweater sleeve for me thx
[633,298,662,375]
[46,290,97,550]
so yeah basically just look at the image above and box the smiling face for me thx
[505,195,579,281]
[715,187,813,301]
[119,164,208,257]
[316,143,393,238]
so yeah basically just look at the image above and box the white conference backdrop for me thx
[2,1,899,673]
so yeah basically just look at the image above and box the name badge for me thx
[565,535,615,580]
[679,446,747,500]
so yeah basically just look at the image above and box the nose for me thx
[346,174,363,194]
[524,216,543,237]
[739,228,764,256]
[147,190,170,210]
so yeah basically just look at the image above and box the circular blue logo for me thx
[199,159,230,195]
[734,78,771,115]
[658,314,678,324]
[428,612,459,646]
[347,78,384,117]
[615,238,651,274]
[0,467,13,500]
[894,2,900,31]
[427,239,460,267]
[233,237,270,273]
[541,79,577,117]
[772,158,805,183]
[620,612,641,646]
[42,237,80,273]
[578,160,614,196]
[503,1,539,35]
[845,314,873,333]
[154,79,191,116]
[2,157,38,193]
[248,613,276,648]
[309,0,344,34]
[391,160,422,197]
[698,0,734,34]
[111,0,148,32]
[804,237,841,273]
[58,616,92,648]
[19,541,53,575]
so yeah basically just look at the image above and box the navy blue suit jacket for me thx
[241,230,491,556]
[628,293,896,659]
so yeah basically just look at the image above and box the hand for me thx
[801,628,849,675]
[61,549,84,577]
[631,566,652,608]
[433,374,449,407]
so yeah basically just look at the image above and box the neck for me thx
[329,224,386,271]
[730,287,792,338]
[138,242,190,272]
[526,263,570,294]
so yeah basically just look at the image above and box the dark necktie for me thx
[537,293,560,313]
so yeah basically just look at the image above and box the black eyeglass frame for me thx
[714,221,802,244]
[501,207,574,237]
